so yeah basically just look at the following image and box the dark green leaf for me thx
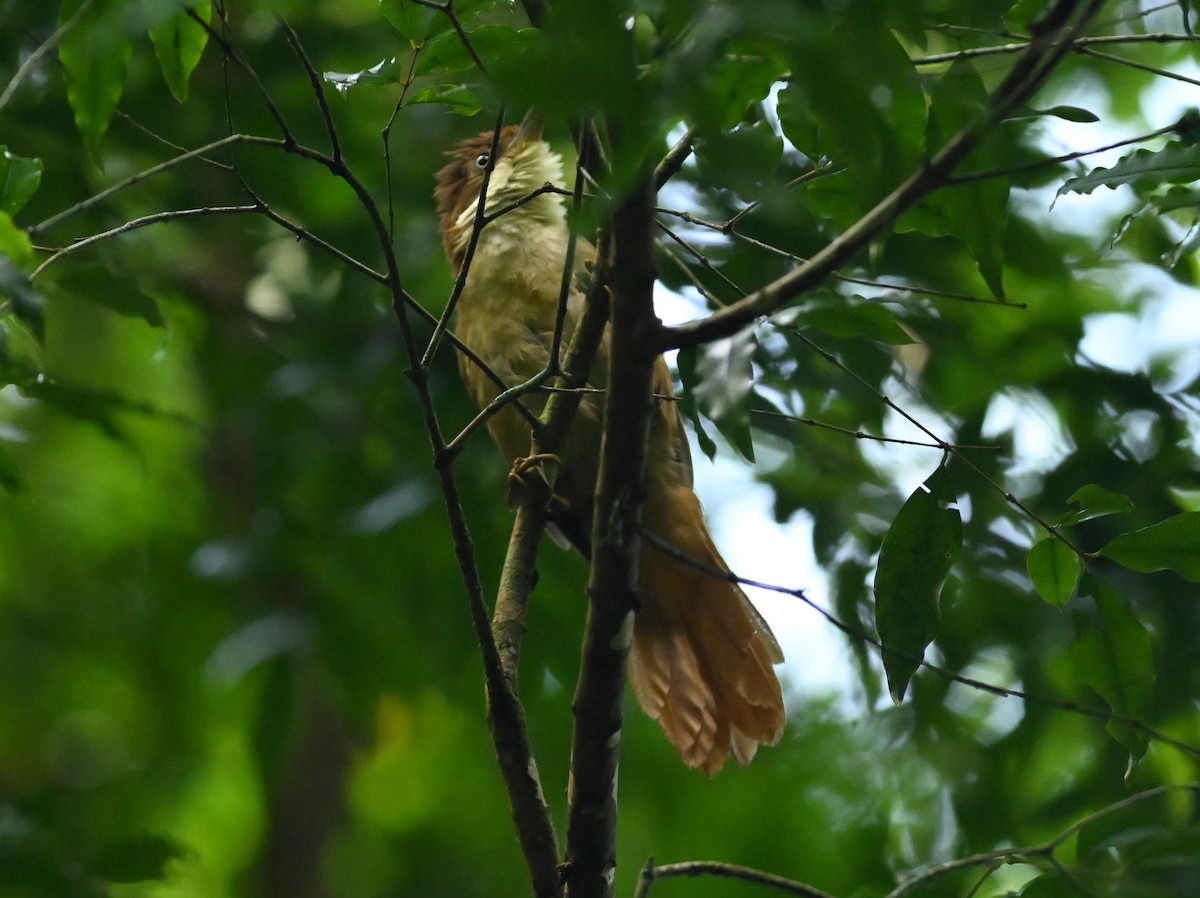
[676,346,718,462]
[415,26,536,77]
[873,464,962,703]
[782,294,915,345]
[1027,536,1081,606]
[1100,512,1200,582]
[1059,483,1134,526]
[1010,104,1101,123]
[0,255,44,340]
[693,329,756,461]
[147,0,210,103]
[92,834,183,883]
[0,212,33,267]
[1070,575,1153,776]
[0,442,25,493]
[1057,142,1200,203]
[0,148,43,216]
[408,84,482,116]
[59,0,133,160]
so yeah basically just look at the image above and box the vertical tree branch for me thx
[563,174,657,898]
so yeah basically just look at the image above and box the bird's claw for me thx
[506,452,563,510]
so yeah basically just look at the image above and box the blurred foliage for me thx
[1,0,1199,897]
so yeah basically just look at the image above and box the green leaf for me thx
[0,254,44,341]
[1057,142,1200,203]
[0,442,25,493]
[926,60,1008,297]
[780,293,915,345]
[693,120,783,200]
[780,12,925,202]
[1070,575,1153,777]
[147,0,211,103]
[1100,512,1200,582]
[1059,483,1134,526]
[382,0,428,43]
[59,0,133,161]
[0,211,34,267]
[1010,104,1101,123]
[873,464,962,703]
[693,330,756,461]
[675,347,718,462]
[0,148,43,216]
[408,84,482,116]
[415,26,537,77]
[1027,537,1081,606]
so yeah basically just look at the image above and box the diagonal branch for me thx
[660,0,1106,353]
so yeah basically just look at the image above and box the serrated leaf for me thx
[0,148,43,216]
[1027,536,1081,606]
[1100,512,1200,582]
[1056,142,1200,203]
[873,464,962,703]
[59,0,133,161]
[408,84,481,116]
[1070,575,1153,778]
[1058,483,1134,526]
[323,57,405,92]
[147,0,211,103]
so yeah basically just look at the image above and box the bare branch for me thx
[637,860,840,898]
[280,20,343,162]
[30,205,260,279]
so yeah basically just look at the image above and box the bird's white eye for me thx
[474,152,490,169]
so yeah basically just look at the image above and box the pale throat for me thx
[450,141,574,295]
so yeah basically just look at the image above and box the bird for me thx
[434,113,785,775]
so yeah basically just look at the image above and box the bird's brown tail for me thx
[628,487,785,775]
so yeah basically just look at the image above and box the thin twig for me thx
[30,205,260,279]
[280,21,342,162]
[638,860,840,898]
[635,524,1200,762]
[0,0,93,114]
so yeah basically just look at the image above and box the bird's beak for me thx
[511,108,543,149]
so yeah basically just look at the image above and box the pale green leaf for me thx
[59,0,133,160]
[1057,142,1200,203]
[1027,537,1081,606]
[147,0,211,103]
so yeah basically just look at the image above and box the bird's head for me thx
[434,111,565,270]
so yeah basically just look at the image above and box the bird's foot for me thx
[506,452,563,510]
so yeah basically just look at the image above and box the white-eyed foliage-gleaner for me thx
[435,116,785,775]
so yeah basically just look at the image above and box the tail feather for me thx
[630,489,785,775]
